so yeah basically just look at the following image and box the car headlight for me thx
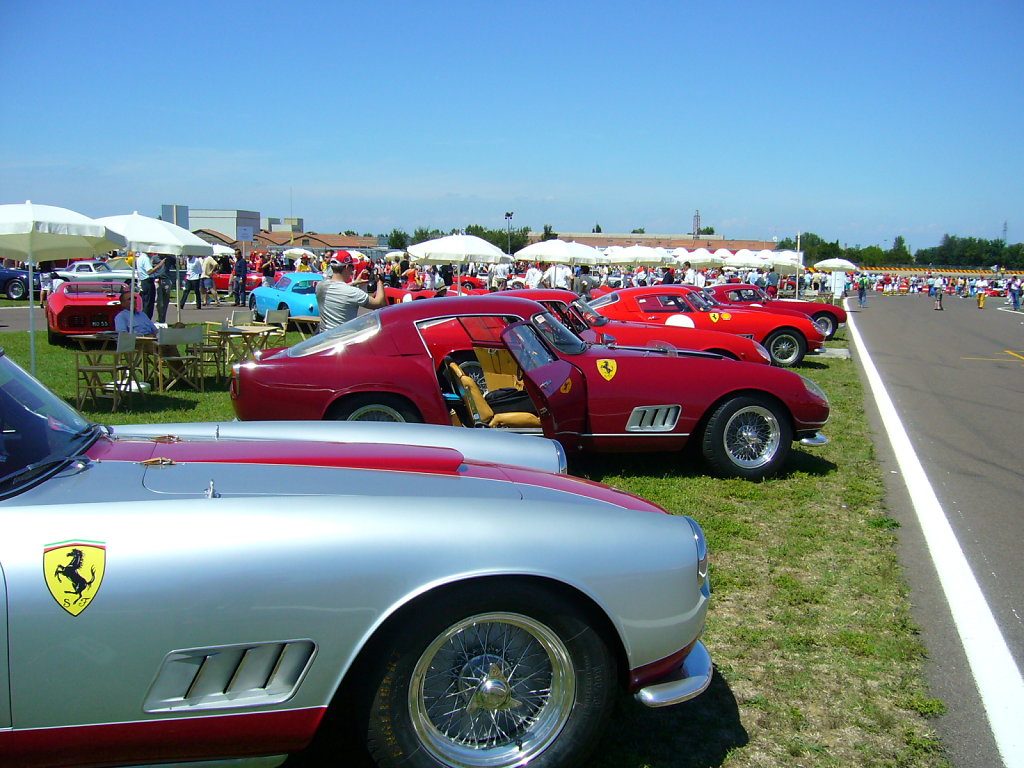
[800,375,829,407]
[753,341,771,363]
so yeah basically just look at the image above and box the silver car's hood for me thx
[112,420,567,474]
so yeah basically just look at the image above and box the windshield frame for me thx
[0,349,99,497]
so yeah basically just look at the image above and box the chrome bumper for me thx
[634,641,713,708]
[800,431,828,447]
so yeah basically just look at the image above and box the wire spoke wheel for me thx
[409,612,575,767]
[722,404,782,469]
[347,403,407,422]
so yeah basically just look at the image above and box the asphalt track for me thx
[848,291,1024,768]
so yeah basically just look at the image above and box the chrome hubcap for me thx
[724,405,781,469]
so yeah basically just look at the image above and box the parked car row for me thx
[231,294,830,481]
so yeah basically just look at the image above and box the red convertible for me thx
[45,282,138,344]
[589,285,827,367]
[231,296,829,478]
[496,288,772,365]
[702,283,847,339]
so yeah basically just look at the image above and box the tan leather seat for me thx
[448,362,540,429]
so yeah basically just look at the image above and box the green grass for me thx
[0,327,949,767]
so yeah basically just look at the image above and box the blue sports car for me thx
[1,263,42,301]
[248,271,322,320]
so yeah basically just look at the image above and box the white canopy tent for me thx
[0,202,126,373]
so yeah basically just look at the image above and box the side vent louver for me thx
[626,405,682,432]
[144,639,316,712]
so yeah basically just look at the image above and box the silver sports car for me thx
[0,348,712,768]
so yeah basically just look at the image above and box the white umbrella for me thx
[408,234,506,265]
[282,247,315,262]
[98,211,214,325]
[97,212,213,257]
[0,201,126,374]
[814,257,858,271]
[685,247,722,268]
[606,244,673,267]
[211,243,235,257]
[515,239,600,265]
[723,250,767,269]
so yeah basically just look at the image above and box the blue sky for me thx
[1,0,1021,251]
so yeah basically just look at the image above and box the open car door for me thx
[500,322,587,447]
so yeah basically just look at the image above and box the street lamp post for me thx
[505,211,514,255]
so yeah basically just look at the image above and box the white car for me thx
[55,259,134,284]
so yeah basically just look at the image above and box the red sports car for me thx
[231,296,830,479]
[702,283,847,339]
[496,289,772,365]
[589,285,827,367]
[45,282,138,344]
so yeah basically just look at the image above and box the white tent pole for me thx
[28,255,37,375]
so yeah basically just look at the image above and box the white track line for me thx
[845,305,1024,767]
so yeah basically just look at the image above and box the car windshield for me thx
[0,350,97,495]
[273,276,293,290]
[286,312,381,357]
[684,291,714,311]
[587,292,618,309]
[92,263,113,273]
[290,280,319,295]
[531,311,587,355]
[569,297,609,327]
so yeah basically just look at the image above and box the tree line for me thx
[377,225,1022,270]
[777,233,1024,270]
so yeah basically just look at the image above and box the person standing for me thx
[682,261,696,284]
[524,262,544,289]
[572,265,598,299]
[857,273,870,308]
[231,250,248,306]
[201,252,222,306]
[765,268,780,298]
[132,251,156,317]
[315,257,387,333]
[1008,275,1022,311]
[179,254,204,310]
[151,253,174,323]
[541,261,571,289]
[934,276,945,310]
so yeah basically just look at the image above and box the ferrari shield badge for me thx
[709,312,720,323]
[44,540,106,616]
[709,312,732,323]
[560,378,572,394]
[597,359,617,381]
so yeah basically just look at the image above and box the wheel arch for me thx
[691,388,795,444]
[323,390,424,422]
[328,574,629,708]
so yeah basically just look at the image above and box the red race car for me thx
[495,288,771,365]
[702,283,847,339]
[45,282,138,344]
[589,285,826,367]
[231,296,830,479]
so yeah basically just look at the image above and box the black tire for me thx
[363,582,617,768]
[811,311,837,339]
[248,295,262,321]
[327,393,422,423]
[6,279,26,301]
[701,395,792,479]
[763,328,807,367]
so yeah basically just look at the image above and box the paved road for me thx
[0,302,245,333]
[849,292,1023,768]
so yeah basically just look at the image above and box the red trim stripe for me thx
[0,707,325,768]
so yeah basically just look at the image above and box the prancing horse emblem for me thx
[597,359,617,381]
[44,541,106,616]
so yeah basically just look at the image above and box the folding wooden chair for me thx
[255,308,289,348]
[153,326,204,392]
[74,332,140,411]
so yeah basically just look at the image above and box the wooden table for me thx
[215,325,275,364]
[289,315,320,339]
